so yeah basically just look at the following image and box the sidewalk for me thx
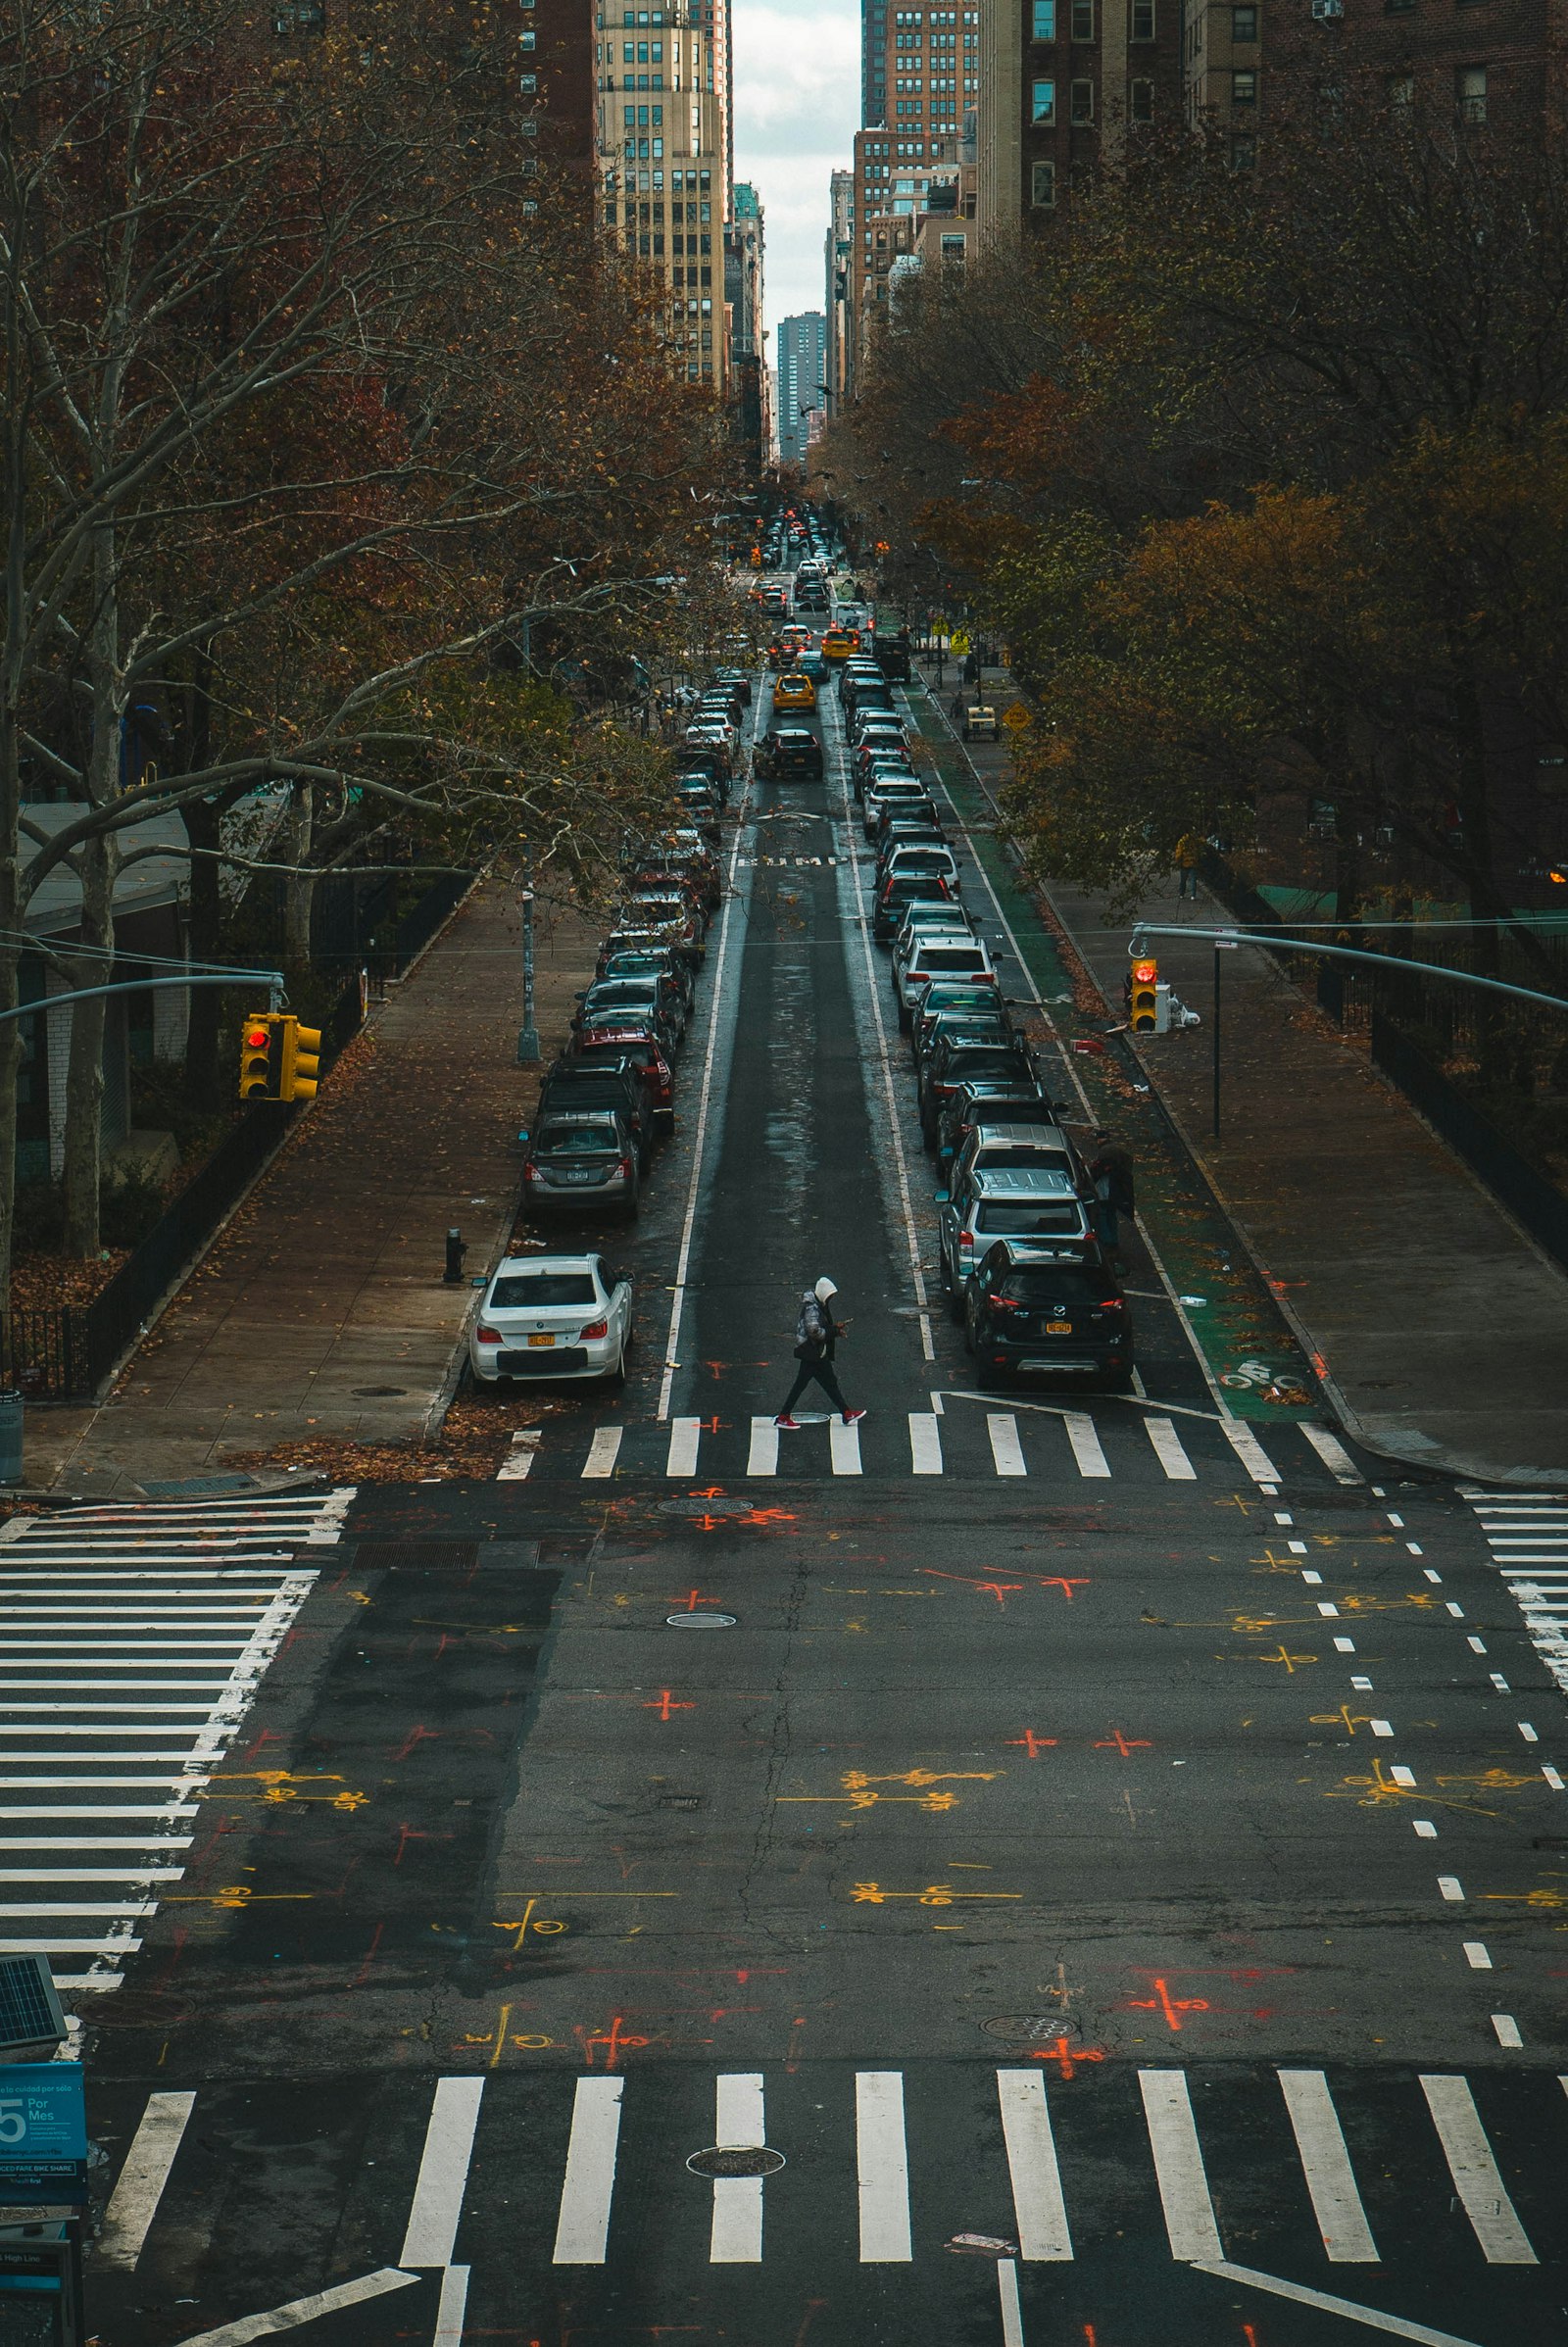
[927,660,1568,1485]
[26,883,598,1496]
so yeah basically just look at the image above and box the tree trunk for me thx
[283,782,316,972]
[61,829,118,1259]
[179,648,225,1104]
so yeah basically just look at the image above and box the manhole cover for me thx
[352,1387,408,1397]
[661,1495,752,1517]
[665,1612,737,1629]
[656,1792,706,1811]
[981,2015,1077,2042]
[685,2145,786,2179]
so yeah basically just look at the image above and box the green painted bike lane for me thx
[902,682,1319,1429]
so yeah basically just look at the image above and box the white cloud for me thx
[732,0,858,326]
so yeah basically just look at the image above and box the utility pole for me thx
[516,888,540,1065]
[1213,935,1239,1138]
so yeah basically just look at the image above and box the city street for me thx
[41,653,1568,2347]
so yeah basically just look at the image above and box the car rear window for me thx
[1002,1268,1114,1303]
[491,1272,599,1306]
[974,1147,1071,1177]
[976,1202,1085,1235]
[919,950,988,973]
[571,1047,644,1070]
[534,1124,619,1156]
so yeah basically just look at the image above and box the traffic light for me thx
[279,1018,321,1101]
[238,1012,285,1099]
[1130,958,1159,1031]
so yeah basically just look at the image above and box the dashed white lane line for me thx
[1138,2070,1223,2262]
[1145,1418,1196,1480]
[98,2089,196,2269]
[908,1412,944,1474]
[987,1414,1027,1478]
[1276,2071,1379,2263]
[1418,2075,1537,2262]
[552,2077,623,2265]
[581,1427,623,1479]
[400,2077,485,2268]
[1063,1413,1110,1479]
[665,1418,702,1478]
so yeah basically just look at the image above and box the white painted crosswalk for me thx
[1464,1493,1568,1694]
[493,1410,1361,1489]
[0,1487,351,1991]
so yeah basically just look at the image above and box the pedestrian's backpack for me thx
[796,1295,827,1354]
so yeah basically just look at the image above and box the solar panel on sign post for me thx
[0,1954,68,2059]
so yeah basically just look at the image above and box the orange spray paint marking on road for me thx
[1126,1978,1210,2031]
[1027,2036,1105,2078]
[575,2015,652,2069]
[1095,1731,1152,1757]
[645,1689,695,1722]
[670,1589,721,1611]
[1007,1732,1059,1758]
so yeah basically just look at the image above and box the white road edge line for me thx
[172,2269,418,2347]
[997,2257,1026,2347]
[97,2088,196,2269]
[828,695,936,1362]
[658,773,751,1421]
[1192,2259,1486,2347]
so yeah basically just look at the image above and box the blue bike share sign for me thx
[0,2065,88,2202]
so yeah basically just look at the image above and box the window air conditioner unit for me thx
[1311,1,1343,19]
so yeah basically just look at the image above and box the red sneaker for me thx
[774,1414,801,1430]
[841,1408,867,1425]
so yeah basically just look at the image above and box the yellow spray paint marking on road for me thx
[1309,1706,1377,1738]
[1221,1646,1318,1672]
[851,1882,1022,1905]
[493,1896,572,1950]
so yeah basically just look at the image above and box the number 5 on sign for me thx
[0,2064,88,2199]
[0,2097,24,2145]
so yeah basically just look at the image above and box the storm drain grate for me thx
[981,2014,1078,2041]
[685,2145,786,2178]
[661,1495,753,1517]
[655,1793,706,1811]
[352,1386,408,1397]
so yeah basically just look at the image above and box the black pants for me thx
[780,1354,847,1414]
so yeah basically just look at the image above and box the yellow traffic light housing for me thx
[1130,957,1159,1031]
[281,1019,321,1101]
[238,1013,285,1099]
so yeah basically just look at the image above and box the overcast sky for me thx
[733,0,859,336]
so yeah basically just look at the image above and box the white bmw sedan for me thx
[469,1254,633,1386]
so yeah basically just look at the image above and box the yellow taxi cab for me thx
[821,627,859,662]
[773,668,817,712]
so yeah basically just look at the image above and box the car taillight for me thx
[617,1157,633,1178]
[958,1230,973,1250]
[524,1163,542,1181]
[1098,1298,1125,1312]
[988,1296,1024,1315]
[476,1325,503,1345]
[580,1319,609,1340]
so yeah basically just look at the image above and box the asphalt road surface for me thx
[52,659,1568,2347]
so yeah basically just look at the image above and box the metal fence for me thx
[7,873,475,1406]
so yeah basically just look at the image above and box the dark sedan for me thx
[963,1240,1134,1389]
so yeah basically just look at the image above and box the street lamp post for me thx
[1213,935,1239,1138]
[516,888,540,1065]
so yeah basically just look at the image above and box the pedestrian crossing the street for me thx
[0,1486,353,1992]
[105,2058,1551,2292]
[494,1407,1361,1491]
[1464,1491,1568,1696]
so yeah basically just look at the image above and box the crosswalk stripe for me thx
[855,2071,912,2262]
[495,1437,534,1481]
[1276,2071,1378,2262]
[552,2077,623,2265]
[1222,1420,1280,1486]
[1299,1426,1362,1484]
[830,1418,862,1476]
[997,2071,1072,2260]
[1064,1413,1110,1479]
[400,2077,484,2268]
[748,1417,779,1476]
[1138,2071,1223,2262]
[582,1428,622,1479]
[987,1414,1026,1477]
[710,2074,766,2264]
[908,1412,944,1474]
[665,1418,702,1478]
[1144,1417,1196,1479]
[1418,2075,1536,2264]
[98,2089,195,2269]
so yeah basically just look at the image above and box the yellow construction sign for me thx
[1002,703,1031,732]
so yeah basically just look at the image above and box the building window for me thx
[1130,75,1153,119]
[1032,76,1056,120]
[1070,0,1093,35]
[520,25,536,44]
[1131,0,1153,35]
[1032,0,1056,33]
[1231,2,1256,32]
[1031,159,1056,204]
[1070,75,1094,119]
[1387,70,1414,103]
[518,71,537,89]
[1456,63,1487,119]
[1231,67,1256,102]
[1230,130,1255,166]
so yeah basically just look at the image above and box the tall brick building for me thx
[978,0,1182,236]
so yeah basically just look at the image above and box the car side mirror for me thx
[515,1128,529,1143]
[933,1190,950,1204]
[470,1275,487,1289]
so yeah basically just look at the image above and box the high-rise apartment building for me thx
[594,0,734,386]
[824,168,856,412]
[776,313,828,465]
[725,181,770,468]
[518,0,596,197]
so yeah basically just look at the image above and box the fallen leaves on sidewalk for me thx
[227,1388,578,1483]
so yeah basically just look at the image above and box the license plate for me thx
[527,1333,556,1347]
[1047,1320,1072,1334]
[562,1168,602,1183]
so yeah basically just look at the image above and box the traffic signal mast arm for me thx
[1128,926,1568,1018]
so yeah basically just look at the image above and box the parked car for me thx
[920,1040,1036,1144]
[757,726,824,781]
[963,1239,1133,1388]
[937,1081,1057,1163]
[535,1058,656,1169]
[894,932,998,1017]
[913,1012,1014,1087]
[874,871,956,946]
[574,978,683,1052]
[863,777,935,837]
[568,1026,676,1131]
[468,1252,634,1386]
[936,1166,1094,1304]
[962,705,1002,742]
[522,1108,641,1221]
[711,667,753,706]
[855,753,918,805]
[909,981,1014,1061]
[596,946,694,1013]
[952,1119,1089,1198]
[881,844,962,895]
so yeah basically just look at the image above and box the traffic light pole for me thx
[0,970,283,1025]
